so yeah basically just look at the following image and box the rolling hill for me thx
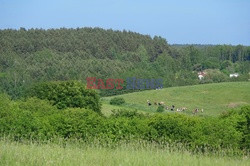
[102,82,250,116]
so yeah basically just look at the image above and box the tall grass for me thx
[0,138,249,166]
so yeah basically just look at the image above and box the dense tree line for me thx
[0,28,249,98]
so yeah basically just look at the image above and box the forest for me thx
[0,27,250,98]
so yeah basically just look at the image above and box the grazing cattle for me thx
[165,106,169,110]
[147,100,152,106]
[159,101,165,105]
[170,105,175,111]
[154,102,158,105]
[201,108,204,113]
[175,107,187,112]
[193,108,199,115]
[181,107,187,111]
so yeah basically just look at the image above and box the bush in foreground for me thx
[0,94,249,152]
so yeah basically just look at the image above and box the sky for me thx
[0,0,249,45]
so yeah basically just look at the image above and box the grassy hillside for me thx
[0,140,249,166]
[102,82,250,116]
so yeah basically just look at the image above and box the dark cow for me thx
[147,100,152,106]
[170,105,175,111]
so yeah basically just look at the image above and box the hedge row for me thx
[0,94,249,151]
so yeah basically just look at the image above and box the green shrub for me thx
[147,114,197,143]
[0,96,104,140]
[51,108,104,139]
[0,95,248,152]
[191,117,242,149]
[110,109,146,119]
[202,69,228,83]
[0,97,56,140]
[110,97,125,105]
[156,105,164,113]
[220,106,250,149]
[28,81,101,114]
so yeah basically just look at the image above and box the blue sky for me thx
[0,0,249,45]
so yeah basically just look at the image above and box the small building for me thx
[198,71,207,80]
[229,73,239,78]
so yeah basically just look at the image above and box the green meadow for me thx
[102,82,250,116]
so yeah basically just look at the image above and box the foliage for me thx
[156,105,164,112]
[110,97,125,105]
[0,28,249,98]
[28,81,101,113]
[110,109,147,119]
[220,106,250,149]
[202,69,228,83]
[0,94,249,151]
